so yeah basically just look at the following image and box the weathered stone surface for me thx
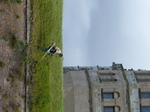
[64,63,150,112]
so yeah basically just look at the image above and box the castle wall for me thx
[64,63,150,112]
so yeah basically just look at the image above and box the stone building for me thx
[63,62,150,112]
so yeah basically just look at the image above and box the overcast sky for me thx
[62,0,150,70]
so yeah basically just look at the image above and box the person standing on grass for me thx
[38,43,63,57]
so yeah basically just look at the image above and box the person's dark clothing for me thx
[38,46,56,55]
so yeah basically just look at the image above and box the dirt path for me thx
[0,1,27,112]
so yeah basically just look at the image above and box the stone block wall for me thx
[64,63,150,112]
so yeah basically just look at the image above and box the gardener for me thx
[38,43,63,57]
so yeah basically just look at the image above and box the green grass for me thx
[30,0,63,112]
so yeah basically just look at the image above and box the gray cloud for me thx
[63,0,150,69]
[63,0,95,65]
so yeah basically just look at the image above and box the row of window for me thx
[134,72,150,83]
[98,72,150,83]
[104,106,150,112]
[98,72,118,83]
[102,92,150,99]
[103,92,150,112]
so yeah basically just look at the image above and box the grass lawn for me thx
[30,0,63,112]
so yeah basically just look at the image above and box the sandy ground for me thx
[0,1,26,112]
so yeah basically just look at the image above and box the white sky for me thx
[63,0,150,70]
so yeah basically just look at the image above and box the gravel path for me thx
[0,1,27,112]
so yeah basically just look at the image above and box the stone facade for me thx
[63,63,150,112]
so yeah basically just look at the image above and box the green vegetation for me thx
[2,33,27,85]
[1,34,27,82]
[2,105,9,112]
[3,93,10,99]
[1,35,10,42]
[16,15,20,19]
[9,103,21,112]
[0,9,4,13]
[30,0,63,112]
[15,0,22,4]
[0,60,5,68]
[21,95,25,99]
[9,67,25,81]
[10,34,23,49]
[1,34,26,49]
[14,104,21,112]
[3,0,22,4]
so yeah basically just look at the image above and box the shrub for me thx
[0,61,5,68]
[16,15,20,19]
[3,0,22,4]
[16,0,22,4]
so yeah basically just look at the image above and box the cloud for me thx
[63,0,150,69]
[63,0,95,66]
[85,0,150,69]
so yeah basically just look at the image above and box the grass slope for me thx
[30,0,63,112]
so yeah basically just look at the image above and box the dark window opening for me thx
[103,93,114,99]
[99,72,115,76]
[138,79,150,82]
[104,107,114,112]
[140,92,150,98]
[135,72,150,83]
[141,106,150,112]
[99,78,117,83]
[135,73,150,76]
[98,72,117,83]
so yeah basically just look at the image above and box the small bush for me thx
[14,104,21,112]
[3,92,10,99]
[3,0,22,4]
[1,35,10,42]
[0,9,4,13]
[9,73,14,81]
[16,15,20,19]
[2,105,9,112]
[3,0,14,3]
[11,34,18,48]
[1,34,26,52]
[10,102,21,112]
[1,34,19,48]
[0,61,5,68]
[16,0,22,4]
[21,95,25,99]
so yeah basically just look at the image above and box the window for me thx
[138,79,150,82]
[140,92,150,98]
[141,106,150,112]
[103,93,114,99]
[101,78,117,82]
[134,72,150,82]
[104,107,114,112]
[98,72,117,83]
[99,72,115,76]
